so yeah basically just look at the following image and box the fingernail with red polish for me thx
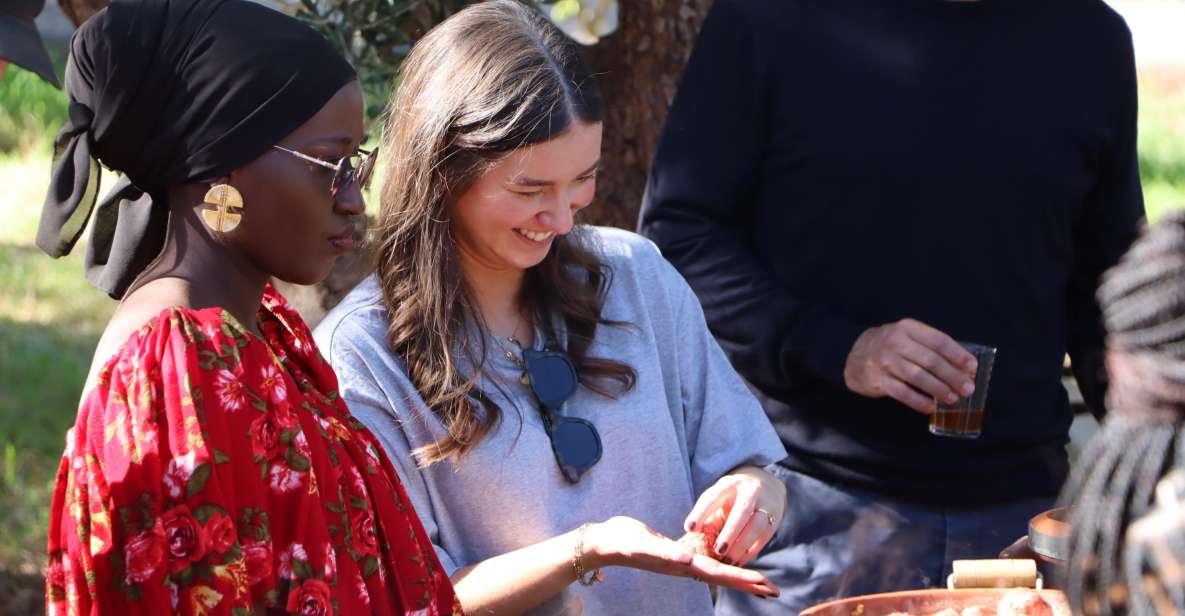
[716,542,728,553]
[687,521,697,532]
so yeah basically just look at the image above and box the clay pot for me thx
[801,588,1071,616]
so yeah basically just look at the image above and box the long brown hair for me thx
[373,0,635,466]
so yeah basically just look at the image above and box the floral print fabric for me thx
[46,286,460,615]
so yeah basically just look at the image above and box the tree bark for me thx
[582,0,712,230]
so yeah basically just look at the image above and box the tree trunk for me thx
[582,0,712,230]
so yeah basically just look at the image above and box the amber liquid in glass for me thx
[929,408,985,438]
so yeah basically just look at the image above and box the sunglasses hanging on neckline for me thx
[521,347,602,483]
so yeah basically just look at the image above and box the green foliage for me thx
[0,64,68,154]
[1137,75,1185,222]
[294,0,477,123]
[1139,89,1185,187]
[294,0,560,124]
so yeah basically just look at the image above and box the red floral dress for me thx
[46,286,461,615]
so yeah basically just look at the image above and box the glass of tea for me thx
[929,342,997,438]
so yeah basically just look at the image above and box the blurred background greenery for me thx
[1140,70,1185,220]
[1,0,1184,612]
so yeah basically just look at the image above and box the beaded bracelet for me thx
[573,523,604,586]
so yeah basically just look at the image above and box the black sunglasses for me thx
[522,347,601,483]
[272,145,378,198]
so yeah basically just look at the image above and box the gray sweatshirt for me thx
[314,227,786,615]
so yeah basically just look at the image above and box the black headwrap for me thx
[36,0,356,299]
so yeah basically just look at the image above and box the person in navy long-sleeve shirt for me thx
[639,0,1144,612]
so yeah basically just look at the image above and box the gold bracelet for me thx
[573,523,604,587]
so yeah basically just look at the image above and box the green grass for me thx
[0,175,114,578]
[0,66,115,578]
[0,244,112,572]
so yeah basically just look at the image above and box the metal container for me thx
[1028,507,1070,563]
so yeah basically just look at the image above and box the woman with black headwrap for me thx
[38,1,460,613]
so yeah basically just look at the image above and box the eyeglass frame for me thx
[271,144,377,197]
[521,346,602,483]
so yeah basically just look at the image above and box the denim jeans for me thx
[715,464,1055,615]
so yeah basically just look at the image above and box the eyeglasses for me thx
[271,145,378,197]
[521,347,601,483]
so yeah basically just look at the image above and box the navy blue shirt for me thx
[639,0,1144,505]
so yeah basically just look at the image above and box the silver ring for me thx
[755,508,775,527]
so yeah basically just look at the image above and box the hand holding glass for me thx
[929,342,997,438]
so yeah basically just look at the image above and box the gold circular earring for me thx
[201,184,244,233]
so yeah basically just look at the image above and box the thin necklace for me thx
[486,298,534,383]
[501,336,531,385]
[496,309,533,385]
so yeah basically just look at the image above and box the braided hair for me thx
[1060,212,1185,616]
[1122,469,1185,616]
